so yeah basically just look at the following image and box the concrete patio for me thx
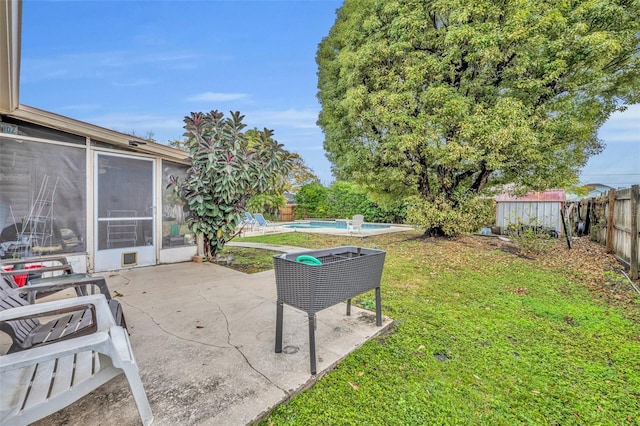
[27,257,393,425]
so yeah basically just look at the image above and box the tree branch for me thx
[470,165,491,193]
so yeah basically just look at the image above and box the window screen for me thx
[0,136,87,258]
[161,160,194,248]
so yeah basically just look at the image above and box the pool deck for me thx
[239,220,413,238]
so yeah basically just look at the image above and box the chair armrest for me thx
[0,332,112,371]
[21,274,113,300]
[0,294,117,331]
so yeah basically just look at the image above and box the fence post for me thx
[585,199,592,236]
[589,199,597,242]
[631,185,638,280]
[606,189,616,253]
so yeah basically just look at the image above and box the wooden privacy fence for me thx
[568,185,639,279]
[279,205,295,222]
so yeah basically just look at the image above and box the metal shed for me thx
[495,190,566,235]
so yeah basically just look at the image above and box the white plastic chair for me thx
[0,295,153,425]
[349,214,364,234]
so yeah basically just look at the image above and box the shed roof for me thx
[495,189,566,202]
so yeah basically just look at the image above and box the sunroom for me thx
[0,108,196,272]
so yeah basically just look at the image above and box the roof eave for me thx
[9,105,189,162]
[0,0,21,113]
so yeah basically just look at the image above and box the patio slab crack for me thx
[111,271,289,395]
[200,291,288,395]
[117,298,233,350]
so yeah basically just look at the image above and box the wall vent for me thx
[122,252,138,267]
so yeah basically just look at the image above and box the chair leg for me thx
[121,364,154,426]
[112,328,153,425]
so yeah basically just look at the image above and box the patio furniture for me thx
[273,246,386,374]
[1,255,112,304]
[1,255,73,282]
[0,280,126,353]
[349,214,364,234]
[253,213,280,234]
[0,294,153,425]
[241,212,257,231]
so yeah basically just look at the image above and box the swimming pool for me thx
[283,220,391,230]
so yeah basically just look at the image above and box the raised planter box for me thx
[273,246,386,374]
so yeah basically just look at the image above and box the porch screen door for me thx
[94,153,155,272]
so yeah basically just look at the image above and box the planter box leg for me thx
[375,286,382,327]
[275,300,284,353]
[308,313,316,375]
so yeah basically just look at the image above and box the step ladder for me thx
[19,176,59,253]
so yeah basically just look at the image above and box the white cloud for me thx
[57,103,102,112]
[186,92,249,102]
[112,78,158,88]
[601,130,640,143]
[598,104,640,144]
[245,108,319,129]
[581,121,640,187]
[85,113,185,139]
[21,50,200,83]
[141,52,199,64]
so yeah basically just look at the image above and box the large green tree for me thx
[283,154,320,193]
[317,0,640,235]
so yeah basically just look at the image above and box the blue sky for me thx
[19,0,639,189]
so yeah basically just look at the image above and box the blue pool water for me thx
[284,220,390,230]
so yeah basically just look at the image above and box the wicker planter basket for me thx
[273,246,386,374]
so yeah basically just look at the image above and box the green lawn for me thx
[231,231,640,425]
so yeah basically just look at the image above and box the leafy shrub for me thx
[295,181,407,223]
[247,193,287,220]
[294,182,329,218]
[325,181,368,219]
[406,194,494,236]
[506,223,556,256]
[327,181,407,223]
[359,198,407,224]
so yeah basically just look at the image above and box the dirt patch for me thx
[454,235,639,321]
[542,237,639,319]
[357,312,378,324]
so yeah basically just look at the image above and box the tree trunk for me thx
[422,226,447,238]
